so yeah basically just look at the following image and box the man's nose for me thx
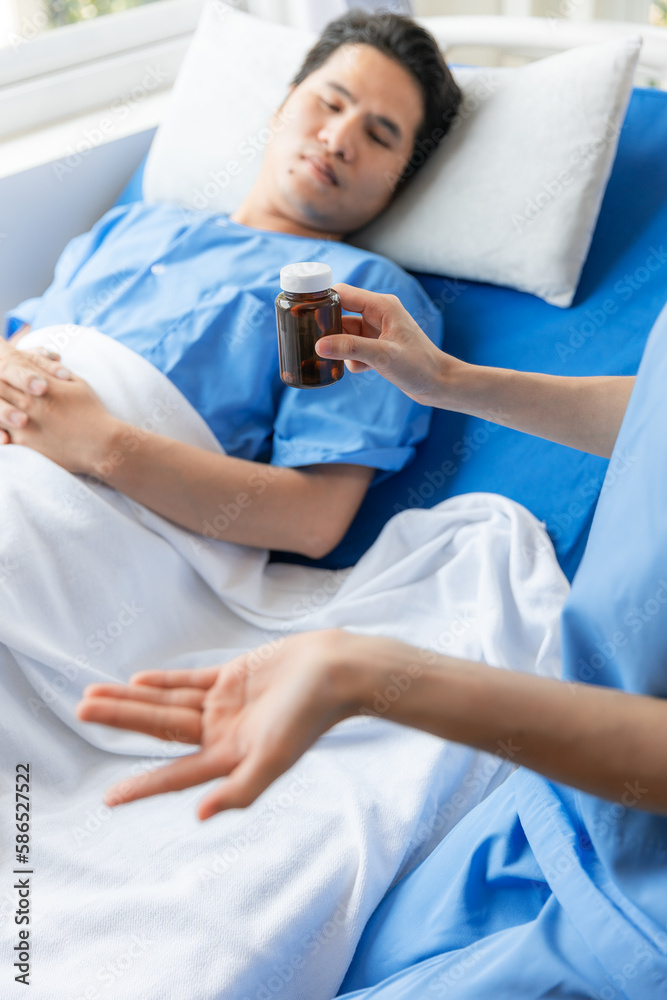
[318,113,357,163]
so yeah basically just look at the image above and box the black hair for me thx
[289,8,462,201]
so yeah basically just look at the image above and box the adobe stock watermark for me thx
[2,0,64,50]
[546,0,593,26]
[89,395,182,481]
[52,66,169,182]
[240,900,351,1000]
[591,932,667,1000]
[408,753,512,880]
[546,447,638,545]
[189,108,298,211]
[70,737,207,848]
[188,435,311,550]
[427,942,485,996]
[198,769,316,885]
[526,848,666,1000]
[512,116,625,233]
[228,570,349,680]
[227,238,338,353]
[383,73,501,192]
[58,932,156,998]
[573,576,667,685]
[555,246,667,363]
[392,416,505,515]
[27,600,146,721]
[0,554,20,585]
[592,779,650,840]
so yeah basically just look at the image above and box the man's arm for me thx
[0,358,373,557]
[316,284,634,459]
[0,335,375,556]
[91,420,374,558]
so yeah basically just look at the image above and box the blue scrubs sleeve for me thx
[270,270,444,486]
[3,298,42,339]
[3,204,131,339]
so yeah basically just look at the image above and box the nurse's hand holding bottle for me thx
[316,283,454,407]
[317,283,633,458]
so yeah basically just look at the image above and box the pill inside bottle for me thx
[275,261,344,389]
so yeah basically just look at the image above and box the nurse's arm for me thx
[75,629,667,817]
[317,284,634,460]
[87,424,374,558]
[349,642,667,814]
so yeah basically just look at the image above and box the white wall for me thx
[0,127,153,321]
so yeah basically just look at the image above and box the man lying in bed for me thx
[0,10,459,558]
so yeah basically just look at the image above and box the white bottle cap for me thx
[280,261,333,294]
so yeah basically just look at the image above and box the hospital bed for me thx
[5,13,667,586]
[2,12,667,999]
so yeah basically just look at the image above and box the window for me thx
[1,0,171,49]
[0,0,205,140]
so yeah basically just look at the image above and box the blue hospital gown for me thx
[3,202,443,485]
[336,302,667,999]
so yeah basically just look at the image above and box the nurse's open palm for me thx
[75,630,352,821]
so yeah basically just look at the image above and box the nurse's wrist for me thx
[329,633,433,720]
[431,355,507,424]
[427,353,477,412]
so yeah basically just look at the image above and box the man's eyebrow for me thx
[325,81,403,141]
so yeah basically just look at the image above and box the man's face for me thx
[262,43,425,235]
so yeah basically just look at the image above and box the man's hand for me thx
[76,629,368,821]
[0,337,73,446]
[315,282,461,407]
[8,322,32,344]
[0,359,120,474]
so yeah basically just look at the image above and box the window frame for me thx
[0,0,205,141]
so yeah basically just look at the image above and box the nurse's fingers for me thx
[104,747,228,807]
[339,315,364,339]
[196,752,286,819]
[81,681,207,710]
[334,316,372,372]
[315,329,396,373]
[129,666,221,689]
[332,282,401,331]
[76,694,203,744]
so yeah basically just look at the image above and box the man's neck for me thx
[228,202,344,242]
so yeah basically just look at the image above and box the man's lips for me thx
[302,154,338,186]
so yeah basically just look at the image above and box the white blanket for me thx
[0,327,569,1000]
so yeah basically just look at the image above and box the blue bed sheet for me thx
[118,86,667,581]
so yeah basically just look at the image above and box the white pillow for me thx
[143,1,641,307]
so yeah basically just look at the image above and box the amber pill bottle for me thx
[275,261,344,389]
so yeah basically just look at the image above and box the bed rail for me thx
[417,15,667,84]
